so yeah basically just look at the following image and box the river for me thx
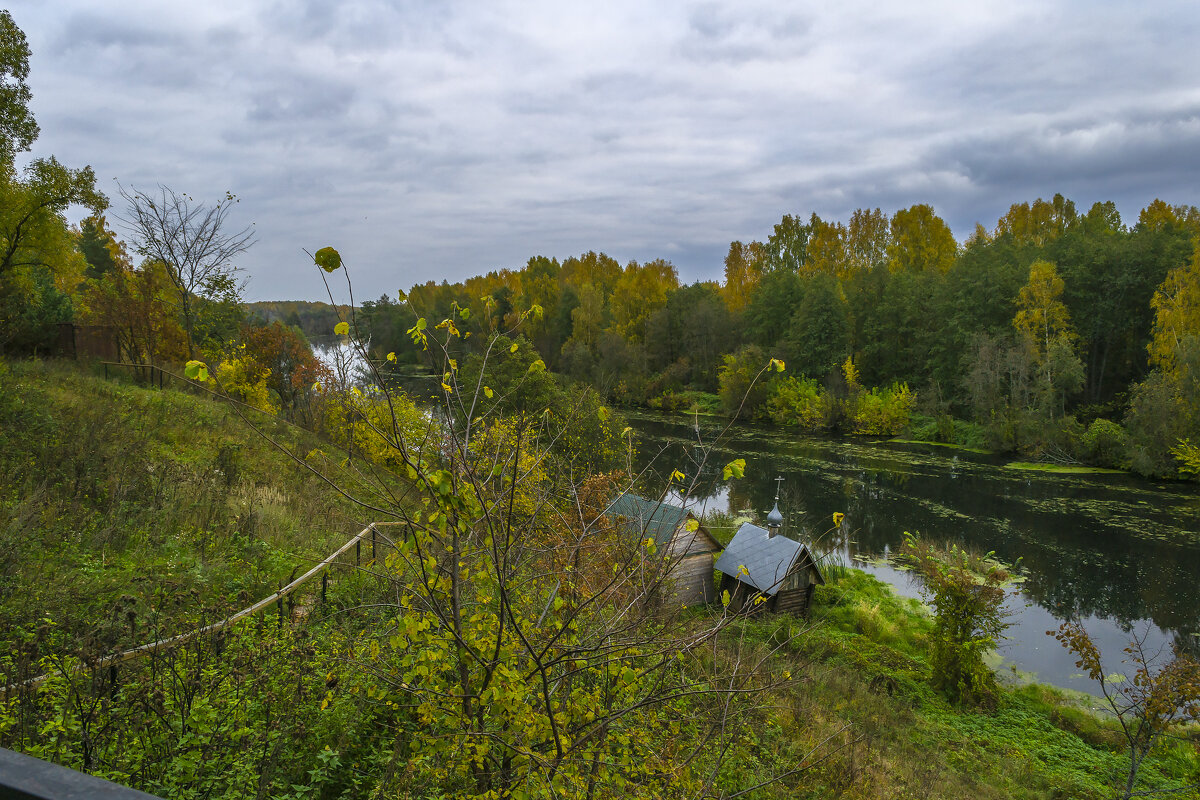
[625,411,1200,693]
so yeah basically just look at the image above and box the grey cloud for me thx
[681,2,812,63]
[10,0,1200,301]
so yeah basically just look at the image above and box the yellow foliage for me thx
[216,353,276,414]
[1148,243,1200,376]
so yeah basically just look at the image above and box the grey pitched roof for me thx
[605,493,689,547]
[714,523,823,596]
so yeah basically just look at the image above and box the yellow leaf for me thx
[684,518,699,532]
[833,512,845,527]
[314,246,342,272]
[769,358,786,372]
[483,386,493,399]
[671,469,686,483]
[509,342,519,354]
[386,352,396,362]
[334,321,350,336]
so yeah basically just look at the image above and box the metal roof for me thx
[605,493,690,546]
[714,523,823,596]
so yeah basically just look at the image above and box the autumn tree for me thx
[806,214,850,278]
[120,185,255,356]
[0,13,105,352]
[608,258,678,343]
[77,260,188,364]
[1126,243,1200,476]
[1147,245,1200,376]
[994,194,1077,247]
[1052,621,1200,800]
[241,320,333,420]
[846,206,890,274]
[1013,259,1082,416]
[1136,198,1200,236]
[721,239,764,311]
[887,204,957,274]
[0,157,104,284]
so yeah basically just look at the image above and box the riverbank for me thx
[791,569,1200,798]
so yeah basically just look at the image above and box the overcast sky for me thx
[9,1,1200,301]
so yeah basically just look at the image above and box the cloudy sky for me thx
[9,0,1200,301]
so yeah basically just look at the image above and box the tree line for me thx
[359,199,1200,479]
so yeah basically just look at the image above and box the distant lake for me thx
[626,411,1200,693]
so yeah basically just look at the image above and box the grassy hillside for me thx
[0,358,1196,799]
[0,358,379,673]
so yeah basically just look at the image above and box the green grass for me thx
[758,569,1200,800]
[0,358,385,664]
[1004,461,1126,474]
[890,437,995,454]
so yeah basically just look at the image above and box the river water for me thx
[625,412,1200,693]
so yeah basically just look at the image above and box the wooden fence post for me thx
[321,571,328,605]
[372,527,377,562]
[356,540,361,566]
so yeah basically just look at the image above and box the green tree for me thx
[717,344,775,418]
[742,268,804,349]
[76,214,129,279]
[762,213,812,273]
[902,534,1009,707]
[0,9,39,164]
[846,206,890,274]
[779,273,850,379]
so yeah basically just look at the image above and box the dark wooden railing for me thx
[0,747,163,799]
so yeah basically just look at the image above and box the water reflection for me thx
[628,412,1200,691]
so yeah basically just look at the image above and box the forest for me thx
[356,200,1200,480]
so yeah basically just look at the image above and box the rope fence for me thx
[1,522,405,700]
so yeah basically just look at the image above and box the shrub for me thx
[717,345,771,419]
[1080,419,1128,469]
[766,375,828,430]
[901,533,1008,708]
[850,382,915,435]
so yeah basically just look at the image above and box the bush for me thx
[849,382,915,435]
[1080,419,1128,469]
[900,534,1008,708]
[766,375,828,430]
[717,345,770,419]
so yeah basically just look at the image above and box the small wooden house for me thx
[714,509,825,616]
[606,493,724,606]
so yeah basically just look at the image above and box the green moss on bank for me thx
[1005,461,1126,474]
